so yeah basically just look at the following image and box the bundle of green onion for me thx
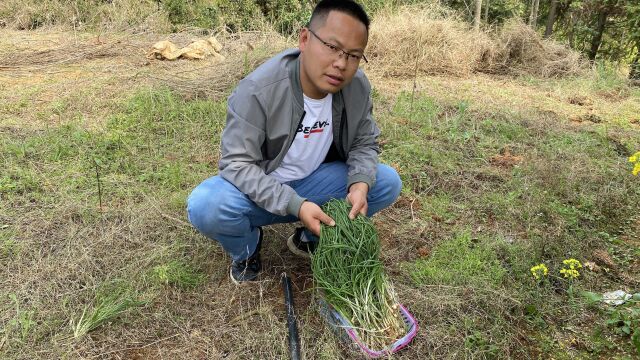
[311,199,405,350]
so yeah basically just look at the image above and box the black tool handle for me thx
[282,273,301,360]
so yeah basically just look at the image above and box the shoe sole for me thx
[287,233,311,259]
[229,267,243,286]
[229,266,261,286]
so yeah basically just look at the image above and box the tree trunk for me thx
[588,9,609,61]
[630,46,640,80]
[474,0,482,31]
[529,0,540,27]
[544,0,558,38]
[484,0,490,23]
[567,9,576,48]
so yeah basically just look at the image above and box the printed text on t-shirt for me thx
[297,120,330,138]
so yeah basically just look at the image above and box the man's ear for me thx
[299,27,310,51]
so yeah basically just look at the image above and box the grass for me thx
[150,260,206,289]
[2,83,639,359]
[72,284,145,339]
[374,86,640,357]
[409,231,506,289]
[7,294,36,343]
[1,26,639,359]
[0,86,231,358]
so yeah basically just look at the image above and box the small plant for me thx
[72,290,145,339]
[629,151,640,176]
[529,259,582,296]
[581,291,640,354]
[530,263,549,280]
[559,258,582,279]
[606,296,640,354]
[559,258,582,298]
[151,260,205,289]
[592,60,627,92]
[464,331,499,357]
[1,227,20,258]
[8,294,35,342]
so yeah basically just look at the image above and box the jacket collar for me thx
[287,55,304,111]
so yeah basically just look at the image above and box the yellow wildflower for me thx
[530,264,549,280]
[562,258,582,269]
[631,152,640,176]
[560,258,581,279]
[560,268,580,279]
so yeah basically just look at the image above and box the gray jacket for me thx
[219,48,380,217]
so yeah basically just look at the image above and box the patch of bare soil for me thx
[490,146,523,168]
[567,95,593,107]
[569,113,603,124]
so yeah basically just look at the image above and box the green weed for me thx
[478,117,530,143]
[420,192,456,221]
[607,303,640,354]
[582,292,640,355]
[592,61,628,93]
[392,90,440,122]
[7,294,36,342]
[410,231,506,288]
[0,167,40,195]
[258,0,312,34]
[464,330,499,358]
[150,260,205,289]
[72,284,145,339]
[0,226,19,259]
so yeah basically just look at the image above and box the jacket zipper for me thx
[287,111,306,152]
[338,107,347,160]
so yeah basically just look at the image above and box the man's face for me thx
[299,11,368,99]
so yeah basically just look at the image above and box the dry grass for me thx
[0,0,171,32]
[366,4,493,77]
[483,19,587,78]
[0,196,303,358]
[365,5,585,79]
[0,31,145,71]
[0,28,291,130]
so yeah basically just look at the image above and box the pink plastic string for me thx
[331,303,418,358]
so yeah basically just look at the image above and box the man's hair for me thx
[308,0,370,32]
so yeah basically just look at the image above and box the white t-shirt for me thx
[269,93,333,183]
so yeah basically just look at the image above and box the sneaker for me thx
[229,227,263,285]
[287,227,317,259]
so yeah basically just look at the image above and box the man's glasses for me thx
[308,29,368,65]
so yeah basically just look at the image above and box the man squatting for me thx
[187,0,402,284]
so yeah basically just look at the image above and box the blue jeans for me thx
[186,162,402,262]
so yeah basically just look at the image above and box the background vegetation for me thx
[1,0,639,359]
[0,0,639,77]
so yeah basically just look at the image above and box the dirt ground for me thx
[2,28,639,359]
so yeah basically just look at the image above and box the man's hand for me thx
[347,182,369,220]
[298,201,335,236]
